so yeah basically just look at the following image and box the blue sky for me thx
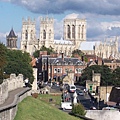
[1,0,120,48]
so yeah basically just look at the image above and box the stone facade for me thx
[62,72,75,85]
[86,110,120,120]
[20,16,119,59]
[20,17,86,56]
[86,71,101,93]
[99,86,113,103]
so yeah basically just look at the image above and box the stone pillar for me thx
[32,68,37,91]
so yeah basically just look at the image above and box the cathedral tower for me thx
[64,18,86,48]
[6,28,17,49]
[40,16,54,48]
[20,17,37,55]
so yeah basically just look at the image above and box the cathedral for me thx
[20,16,119,59]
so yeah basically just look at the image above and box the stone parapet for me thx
[0,74,24,105]
[0,88,31,120]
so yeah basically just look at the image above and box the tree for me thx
[72,103,86,116]
[4,50,34,84]
[72,49,88,62]
[112,67,120,86]
[33,45,54,58]
[0,43,7,83]
[80,65,113,86]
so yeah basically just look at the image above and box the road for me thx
[50,84,98,110]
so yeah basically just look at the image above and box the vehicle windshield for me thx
[71,86,75,89]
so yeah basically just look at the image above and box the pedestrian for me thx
[24,78,29,87]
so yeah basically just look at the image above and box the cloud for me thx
[0,32,7,44]
[2,0,120,15]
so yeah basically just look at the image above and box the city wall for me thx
[0,74,24,105]
[86,110,120,120]
[0,74,31,120]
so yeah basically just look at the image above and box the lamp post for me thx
[77,61,80,82]
[49,58,52,83]
[106,81,108,105]
[55,60,59,82]
[43,59,45,83]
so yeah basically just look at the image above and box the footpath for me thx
[0,87,28,108]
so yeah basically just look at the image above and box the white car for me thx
[102,107,117,110]
[61,102,72,110]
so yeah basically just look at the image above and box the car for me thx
[78,91,84,96]
[102,106,117,110]
[90,106,97,110]
[61,102,72,110]
[76,89,84,95]
[68,85,76,93]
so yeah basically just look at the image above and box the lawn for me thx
[14,95,80,120]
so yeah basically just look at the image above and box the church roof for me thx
[54,38,73,45]
[79,41,101,50]
[8,28,17,37]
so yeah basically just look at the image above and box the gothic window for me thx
[31,30,33,39]
[67,25,70,38]
[72,25,75,39]
[25,30,28,40]
[43,30,46,39]
[78,25,81,39]
[24,45,27,50]
[82,25,84,39]
[49,30,51,39]
[64,50,67,56]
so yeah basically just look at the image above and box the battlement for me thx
[22,17,36,24]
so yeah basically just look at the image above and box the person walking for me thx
[24,78,29,87]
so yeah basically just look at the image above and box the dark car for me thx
[76,89,84,96]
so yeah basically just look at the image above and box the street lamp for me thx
[55,60,59,82]
[49,58,52,83]
[76,61,80,82]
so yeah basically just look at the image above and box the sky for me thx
[1,0,120,49]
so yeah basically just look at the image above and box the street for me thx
[50,84,98,110]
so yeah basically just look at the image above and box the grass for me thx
[14,95,81,120]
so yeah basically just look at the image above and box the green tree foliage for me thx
[112,67,120,86]
[81,65,113,86]
[72,103,86,116]
[72,49,88,62]
[0,43,7,83]
[33,45,54,58]
[4,50,34,84]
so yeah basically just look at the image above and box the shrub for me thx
[72,103,86,116]
[32,93,38,98]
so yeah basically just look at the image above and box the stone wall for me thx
[0,88,31,120]
[0,74,24,105]
[86,110,120,120]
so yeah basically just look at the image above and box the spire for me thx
[8,28,17,37]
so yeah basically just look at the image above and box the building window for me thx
[43,30,46,39]
[78,25,81,39]
[82,25,84,39]
[25,30,28,40]
[54,68,57,73]
[31,30,33,39]
[67,25,70,38]
[49,30,51,39]
[58,68,61,73]
[72,25,75,39]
